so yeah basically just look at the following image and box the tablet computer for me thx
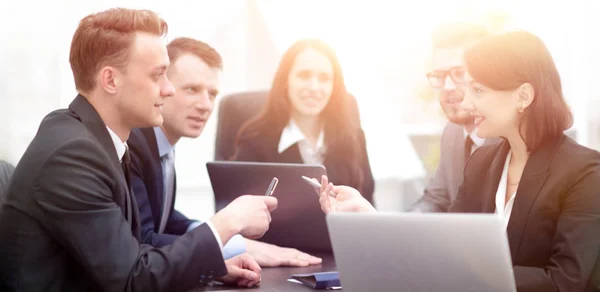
[206,161,331,253]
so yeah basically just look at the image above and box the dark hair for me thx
[236,39,365,191]
[167,37,222,70]
[432,22,490,50]
[464,31,573,152]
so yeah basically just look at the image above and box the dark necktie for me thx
[121,148,133,226]
[465,136,474,163]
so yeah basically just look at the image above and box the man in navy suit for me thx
[128,37,322,267]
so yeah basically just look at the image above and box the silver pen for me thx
[265,177,279,197]
[301,176,337,198]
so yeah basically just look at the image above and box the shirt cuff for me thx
[204,220,224,251]
[192,221,246,260]
[222,234,247,260]
[187,221,203,233]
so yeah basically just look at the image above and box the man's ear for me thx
[98,66,120,94]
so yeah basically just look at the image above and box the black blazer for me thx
[0,160,14,203]
[234,128,375,204]
[450,135,600,292]
[0,95,226,292]
[128,127,196,247]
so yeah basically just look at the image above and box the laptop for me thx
[327,212,516,292]
[206,161,332,253]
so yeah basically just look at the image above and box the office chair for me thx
[213,90,361,161]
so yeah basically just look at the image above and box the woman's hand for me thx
[316,175,376,214]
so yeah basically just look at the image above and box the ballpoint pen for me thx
[301,176,337,198]
[265,177,279,197]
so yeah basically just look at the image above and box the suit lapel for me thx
[173,170,177,210]
[141,128,161,165]
[69,95,139,238]
[69,95,123,178]
[279,144,303,163]
[141,128,165,209]
[506,136,562,261]
[482,141,511,212]
[451,126,467,185]
[129,185,141,239]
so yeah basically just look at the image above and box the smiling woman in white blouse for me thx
[233,39,374,203]
[316,31,600,292]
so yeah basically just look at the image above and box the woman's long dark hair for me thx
[236,39,365,192]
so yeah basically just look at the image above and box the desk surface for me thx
[192,254,337,291]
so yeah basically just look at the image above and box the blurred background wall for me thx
[1,0,598,220]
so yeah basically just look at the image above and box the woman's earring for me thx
[517,107,524,113]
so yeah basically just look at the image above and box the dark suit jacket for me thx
[0,95,226,292]
[409,122,500,212]
[449,135,600,292]
[234,128,375,204]
[0,160,15,203]
[128,127,196,247]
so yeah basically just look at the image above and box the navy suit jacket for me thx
[128,127,196,247]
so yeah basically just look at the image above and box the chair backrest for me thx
[213,90,361,161]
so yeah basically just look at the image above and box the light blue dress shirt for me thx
[154,127,246,259]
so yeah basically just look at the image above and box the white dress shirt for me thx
[106,127,127,162]
[106,127,232,257]
[152,127,245,259]
[494,151,517,229]
[278,119,325,165]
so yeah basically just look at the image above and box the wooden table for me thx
[191,254,337,291]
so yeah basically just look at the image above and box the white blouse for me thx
[277,119,325,165]
[495,151,517,229]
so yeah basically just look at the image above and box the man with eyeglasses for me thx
[408,23,493,213]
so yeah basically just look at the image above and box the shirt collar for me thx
[106,126,127,162]
[153,127,174,158]
[278,119,324,154]
[464,127,486,148]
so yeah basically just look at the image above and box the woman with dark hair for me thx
[234,39,374,203]
[316,31,600,291]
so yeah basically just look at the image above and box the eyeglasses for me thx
[426,66,466,88]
